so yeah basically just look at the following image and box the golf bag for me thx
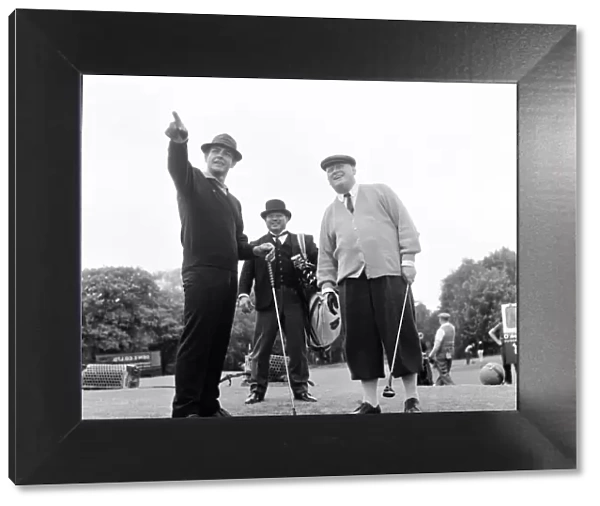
[293,234,342,354]
[418,353,434,386]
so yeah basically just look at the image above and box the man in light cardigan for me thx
[317,154,423,414]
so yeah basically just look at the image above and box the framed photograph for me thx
[9,9,576,485]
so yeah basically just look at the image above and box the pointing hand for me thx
[165,111,189,143]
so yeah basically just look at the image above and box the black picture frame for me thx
[9,9,577,485]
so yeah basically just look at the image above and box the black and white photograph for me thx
[8,5,578,488]
[81,76,517,419]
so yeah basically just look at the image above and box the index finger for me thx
[172,111,183,125]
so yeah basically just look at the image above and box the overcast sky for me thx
[82,76,516,310]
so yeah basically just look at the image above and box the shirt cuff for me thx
[321,286,337,295]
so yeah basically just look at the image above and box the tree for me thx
[225,306,256,371]
[438,248,516,357]
[82,267,182,365]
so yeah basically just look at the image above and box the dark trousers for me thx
[339,273,422,380]
[434,357,455,385]
[171,267,238,418]
[503,362,518,384]
[501,347,517,384]
[249,286,309,396]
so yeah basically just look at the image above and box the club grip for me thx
[266,261,275,287]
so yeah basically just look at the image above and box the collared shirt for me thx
[269,231,289,245]
[336,183,359,207]
[204,173,229,194]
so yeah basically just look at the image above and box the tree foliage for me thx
[82,267,183,365]
[438,247,516,357]
[82,266,262,373]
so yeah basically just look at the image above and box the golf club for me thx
[382,285,410,398]
[266,261,297,416]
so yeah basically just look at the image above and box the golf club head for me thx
[382,385,396,398]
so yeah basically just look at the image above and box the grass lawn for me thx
[83,355,516,419]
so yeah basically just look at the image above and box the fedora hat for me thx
[201,133,242,162]
[260,199,292,220]
[320,154,356,171]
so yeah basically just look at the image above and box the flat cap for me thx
[438,312,451,319]
[320,154,356,171]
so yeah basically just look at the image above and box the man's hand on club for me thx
[237,295,254,314]
[165,111,189,143]
[253,243,275,261]
[401,265,417,284]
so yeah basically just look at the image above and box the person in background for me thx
[477,340,485,363]
[464,342,475,365]
[428,312,456,386]
[488,321,517,384]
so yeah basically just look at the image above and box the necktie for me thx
[344,193,354,214]
[271,233,287,245]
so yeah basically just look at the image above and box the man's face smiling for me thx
[265,212,288,235]
[205,146,236,178]
[326,162,356,194]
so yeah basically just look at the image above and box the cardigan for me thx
[317,183,421,288]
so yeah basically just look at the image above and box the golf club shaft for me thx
[267,261,297,416]
[388,286,410,383]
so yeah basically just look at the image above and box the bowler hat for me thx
[201,133,242,162]
[260,199,292,220]
[320,154,356,171]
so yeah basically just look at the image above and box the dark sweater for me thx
[167,141,255,272]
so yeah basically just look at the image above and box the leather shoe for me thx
[211,407,233,417]
[404,398,422,413]
[245,392,265,405]
[351,402,382,414]
[294,392,317,402]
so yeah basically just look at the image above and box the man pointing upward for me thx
[165,112,274,418]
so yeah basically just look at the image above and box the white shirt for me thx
[336,183,359,206]
[269,231,289,245]
[434,328,445,346]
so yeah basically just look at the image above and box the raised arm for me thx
[488,322,503,345]
[165,111,194,194]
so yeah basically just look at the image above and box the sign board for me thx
[95,351,162,375]
[501,303,517,365]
